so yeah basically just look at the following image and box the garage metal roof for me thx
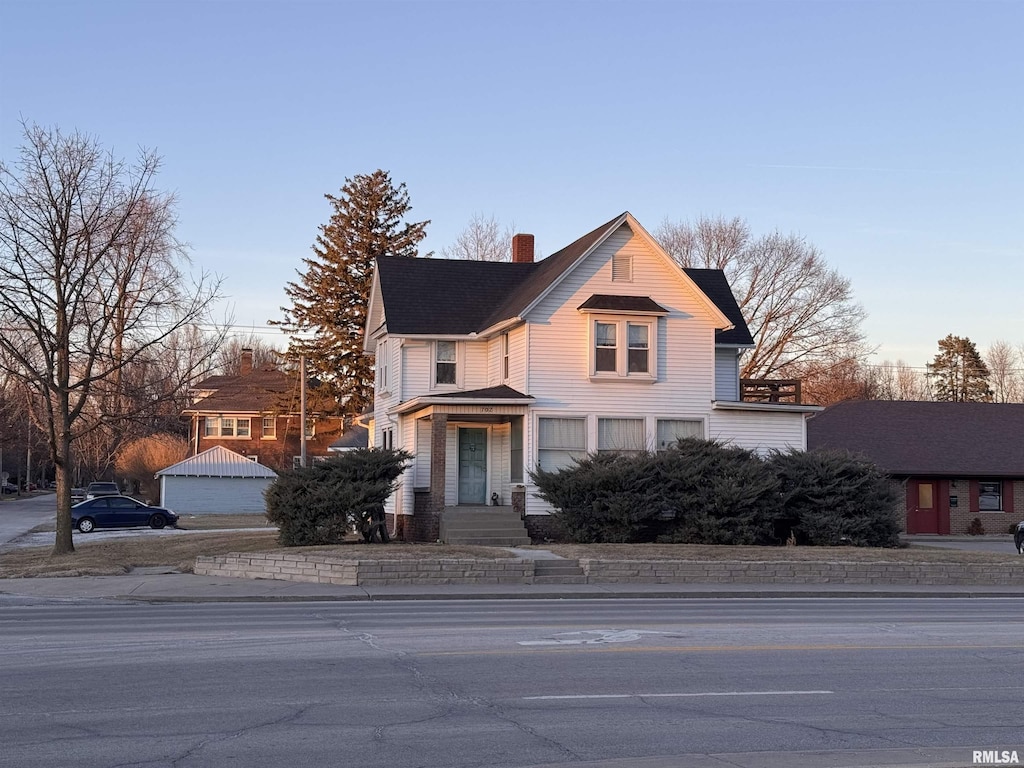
[156,445,278,478]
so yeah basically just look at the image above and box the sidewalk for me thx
[2,569,1023,603]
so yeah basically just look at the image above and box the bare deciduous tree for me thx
[984,340,1023,403]
[0,123,225,555]
[873,359,931,401]
[441,213,540,262]
[214,334,284,376]
[656,216,868,380]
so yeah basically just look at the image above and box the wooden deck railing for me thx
[739,378,802,404]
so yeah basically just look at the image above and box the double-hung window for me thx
[262,417,276,439]
[627,323,649,373]
[578,295,664,381]
[435,341,457,385]
[595,323,617,372]
[589,318,656,380]
[502,333,510,380]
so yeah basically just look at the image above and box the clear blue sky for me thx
[2,0,1021,369]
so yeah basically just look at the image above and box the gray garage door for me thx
[161,476,274,514]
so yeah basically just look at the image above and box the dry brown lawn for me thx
[2,527,1019,579]
[0,530,514,579]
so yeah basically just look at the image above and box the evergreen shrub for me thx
[265,448,411,546]
[531,440,901,548]
[769,448,900,547]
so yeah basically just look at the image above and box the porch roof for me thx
[388,385,534,416]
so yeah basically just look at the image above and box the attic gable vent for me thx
[612,252,633,282]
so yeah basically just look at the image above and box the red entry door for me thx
[908,480,939,534]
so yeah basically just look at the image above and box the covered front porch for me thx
[387,387,533,542]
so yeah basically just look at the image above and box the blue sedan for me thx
[71,496,178,533]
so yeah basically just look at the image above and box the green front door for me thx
[458,428,487,504]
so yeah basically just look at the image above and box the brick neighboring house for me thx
[182,349,360,472]
[807,400,1024,535]
[365,211,821,542]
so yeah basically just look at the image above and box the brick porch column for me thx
[429,414,447,537]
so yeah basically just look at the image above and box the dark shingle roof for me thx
[185,368,298,413]
[376,213,754,343]
[577,295,668,313]
[806,400,1024,477]
[330,424,369,450]
[683,268,755,346]
[430,385,532,400]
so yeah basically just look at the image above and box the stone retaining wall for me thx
[195,553,1024,587]
[582,560,1024,586]
[194,553,533,586]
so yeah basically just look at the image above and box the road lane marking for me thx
[523,690,833,700]
[421,642,1024,656]
[518,629,674,645]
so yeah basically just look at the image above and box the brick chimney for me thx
[512,233,535,264]
[240,347,253,376]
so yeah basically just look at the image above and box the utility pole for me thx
[300,354,307,468]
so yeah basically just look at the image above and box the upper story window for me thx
[304,418,316,438]
[502,333,510,381]
[262,416,276,439]
[435,341,457,385]
[589,318,656,380]
[203,416,251,439]
[378,339,389,391]
[577,295,666,383]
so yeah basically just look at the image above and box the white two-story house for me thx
[364,212,820,542]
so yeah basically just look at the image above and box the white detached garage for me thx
[156,445,277,515]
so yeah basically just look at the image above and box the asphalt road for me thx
[3,597,1022,768]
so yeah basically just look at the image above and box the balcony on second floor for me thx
[739,378,802,405]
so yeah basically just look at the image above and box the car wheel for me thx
[149,513,167,530]
[77,518,95,533]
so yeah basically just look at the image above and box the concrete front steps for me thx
[440,506,530,546]
[533,559,586,584]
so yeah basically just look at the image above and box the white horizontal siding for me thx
[715,348,740,401]
[463,340,489,390]
[709,410,808,454]
[525,223,717,416]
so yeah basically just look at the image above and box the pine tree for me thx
[274,170,429,414]
[926,334,993,402]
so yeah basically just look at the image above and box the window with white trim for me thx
[304,418,316,438]
[597,418,646,454]
[378,339,389,391]
[502,333,510,381]
[589,318,656,380]
[203,416,252,438]
[537,417,586,472]
[656,419,704,450]
[435,341,457,385]
[262,417,276,439]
